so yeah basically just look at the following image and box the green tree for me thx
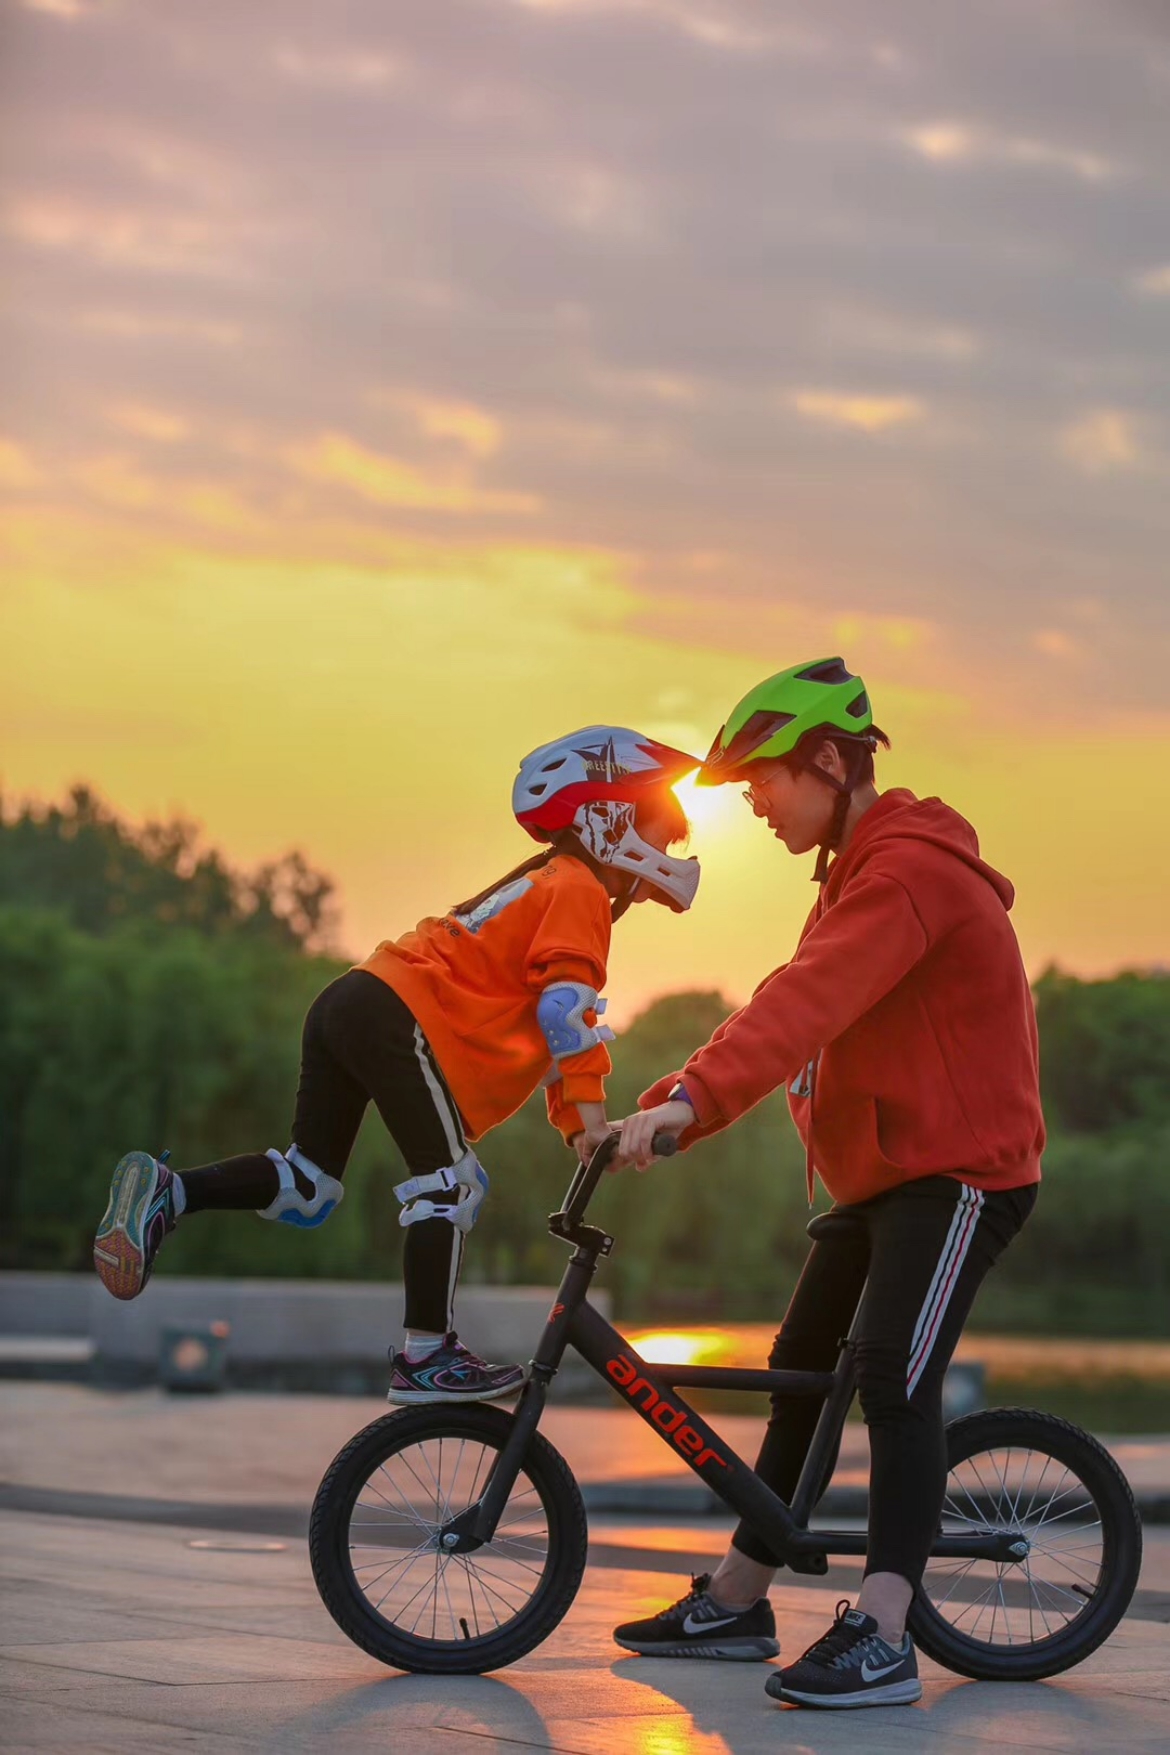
[1034,965,1170,1133]
[0,785,336,952]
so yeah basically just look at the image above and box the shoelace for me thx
[798,1599,866,1665]
[658,1573,712,1620]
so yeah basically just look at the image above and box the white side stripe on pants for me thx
[906,1184,985,1398]
[412,1024,464,1160]
[412,1023,467,1329]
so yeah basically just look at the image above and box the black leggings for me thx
[731,1174,1037,1587]
[179,971,473,1334]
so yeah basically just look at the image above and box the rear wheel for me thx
[910,1408,1142,1680]
[309,1404,588,1674]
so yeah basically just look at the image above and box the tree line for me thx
[2,788,1167,1336]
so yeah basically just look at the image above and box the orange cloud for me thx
[417,401,500,457]
[1059,409,1139,474]
[108,404,191,443]
[902,121,1114,182]
[791,390,924,432]
[0,439,43,488]
[5,197,249,279]
[1134,265,1170,298]
[283,431,540,514]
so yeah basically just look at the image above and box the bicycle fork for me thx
[437,1250,595,1553]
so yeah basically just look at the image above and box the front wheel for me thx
[309,1404,588,1674]
[910,1407,1143,1681]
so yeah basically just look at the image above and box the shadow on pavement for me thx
[611,1655,1152,1751]
[260,1670,554,1753]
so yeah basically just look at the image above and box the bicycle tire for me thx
[909,1407,1142,1681]
[309,1404,588,1674]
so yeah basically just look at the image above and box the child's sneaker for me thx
[764,1600,922,1708]
[613,1572,780,1660]
[93,1151,180,1301]
[386,1334,526,1404]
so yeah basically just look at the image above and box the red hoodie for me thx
[640,789,1044,1205]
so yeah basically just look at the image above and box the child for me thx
[93,726,700,1403]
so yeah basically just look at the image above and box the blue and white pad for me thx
[257,1145,345,1228]
[537,982,616,1062]
[395,1148,489,1234]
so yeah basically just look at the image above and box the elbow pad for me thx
[537,982,616,1062]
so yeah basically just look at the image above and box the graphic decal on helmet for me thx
[576,737,634,783]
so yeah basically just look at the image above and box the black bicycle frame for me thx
[444,1144,1023,1569]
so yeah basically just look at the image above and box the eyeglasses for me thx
[741,761,789,811]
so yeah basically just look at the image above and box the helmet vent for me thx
[542,757,567,772]
[796,659,855,686]
[529,782,547,796]
[714,709,796,770]
[846,691,869,719]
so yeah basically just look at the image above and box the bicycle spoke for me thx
[1019,1452,1053,1526]
[377,1458,436,1532]
[454,1557,530,1615]
[1022,1553,1053,1639]
[928,1556,980,1610]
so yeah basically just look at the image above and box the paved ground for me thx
[2,1385,1168,1753]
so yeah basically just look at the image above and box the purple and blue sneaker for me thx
[386,1333,526,1404]
[93,1151,180,1301]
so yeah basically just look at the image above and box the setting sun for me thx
[672,770,743,839]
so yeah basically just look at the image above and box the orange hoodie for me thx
[640,789,1044,1205]
[359,854,613,1143]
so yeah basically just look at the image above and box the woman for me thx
[613,658,1042,1710]
[93,725,700,1403]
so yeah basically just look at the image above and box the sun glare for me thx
[672,770,741,837]
[625,1329,731,1366]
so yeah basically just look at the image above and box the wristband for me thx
[667,1081,694,1110]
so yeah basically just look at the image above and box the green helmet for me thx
[700,656,875,784]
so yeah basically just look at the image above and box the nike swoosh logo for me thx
[860,1657,906,1682]
[682,1611,739,1634]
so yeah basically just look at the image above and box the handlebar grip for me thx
[651,1132,679,1157]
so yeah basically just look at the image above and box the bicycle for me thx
[309,1135,1143,1679]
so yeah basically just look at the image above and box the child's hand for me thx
[570,1123,619,1165]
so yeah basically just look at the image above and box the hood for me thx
[829,788,1015,910]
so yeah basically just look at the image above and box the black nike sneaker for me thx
[614,1572,780,1660]
[764,1600,922,1708]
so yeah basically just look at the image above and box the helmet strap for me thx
[801,746,863,885]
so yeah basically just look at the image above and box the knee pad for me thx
[395,1148,489,1234]
[257,1145,345,1228]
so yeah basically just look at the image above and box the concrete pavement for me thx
[1,1383,1168,1752]
[3,1509,1168,1754]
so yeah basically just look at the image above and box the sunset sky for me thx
[2,0,1168,1022]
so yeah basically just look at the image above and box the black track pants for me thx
[731,1174,1037,1586]
[178,970,474,1335]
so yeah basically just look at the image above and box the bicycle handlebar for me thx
[559,1130,679,1230]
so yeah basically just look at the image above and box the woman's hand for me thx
[615,1100,694,1169]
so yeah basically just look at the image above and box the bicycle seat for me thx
[806,1209,868,1246]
